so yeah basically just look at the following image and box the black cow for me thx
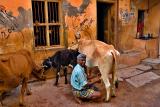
[42,49,80,86]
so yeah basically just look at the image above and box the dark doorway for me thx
[97,2,113,44]
[137,10,145,38]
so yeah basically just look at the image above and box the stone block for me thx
[126,72,160,88]
[131,64,152,71]
[117,68,144,79]
[118,64,129,69]
[119,52,141,66]
[142,58,160,69]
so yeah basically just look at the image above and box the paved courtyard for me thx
[1,61,160,107]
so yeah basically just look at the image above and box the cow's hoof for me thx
[54,83,58,86]
[105,100,110,102]
[0,101,4,106]
[115,80,119,88]
[111,91,116,97]
[42,76,46,80]
[19,103,25,107]
[65,82,68,84]
[111,94,116,97]
[26,91,32,95]
[40,76,46,81]
[105,98,111,102]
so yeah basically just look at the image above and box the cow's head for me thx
[69,49,80,67]
[42,57,56,70]
[68,32,81,50]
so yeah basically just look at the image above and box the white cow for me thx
[70,39,120,101]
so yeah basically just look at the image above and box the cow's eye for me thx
[81,59,86,62]
[44,65,48,68]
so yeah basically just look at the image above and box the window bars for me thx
[32,0,61,47]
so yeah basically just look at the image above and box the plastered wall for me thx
[118,0,159,57]
[0,0,97,64]
[63,0,97,46]
[144,1,160,37]
[0,0,33,54]
[0,0,159,63]
[118,0,137,50]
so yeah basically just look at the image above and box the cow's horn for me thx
[75,32,81,39]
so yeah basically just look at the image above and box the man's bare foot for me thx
[74,96,82,104]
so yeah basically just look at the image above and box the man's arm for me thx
[87,76,101,85]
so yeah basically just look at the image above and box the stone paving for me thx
[117,59,160,88]
[142,58,160,69]
[117,68,144,79]
[1,58,160,107]
[142,58,160,64]
[131,64,152,71]
[126,72,160,87]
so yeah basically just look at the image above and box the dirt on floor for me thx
[1,69,160,107]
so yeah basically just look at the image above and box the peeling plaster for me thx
[63,0,91,17]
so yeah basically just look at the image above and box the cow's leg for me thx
[0,101,2,106]
[19,78,27,106]
[64,67,68,84]
[101,77,111,102]
[111,68,118,97]
[54,67,60,86]
[26,83,32,95]
[40,68,47,80]
[0,92,8,106]
[0,93,4,106]
[111,77,116,97]
[110,55,118,97]
[98,63,111,102]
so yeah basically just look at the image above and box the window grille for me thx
[49,25,60,45]
[34,26,46,46]
[32,0,61,47]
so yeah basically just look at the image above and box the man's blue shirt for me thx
[70,64,87,90]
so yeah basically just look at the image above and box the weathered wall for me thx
[118,0,137,51]
[33,0,97,64]
[1,0,159,64]
[0,0,33,54]
[0,0,97,65]
[63,0,96,46]
[144,1,160,37]
[118,0,159,58]
[144,1,160,57]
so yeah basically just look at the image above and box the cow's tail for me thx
[111,51,119,89]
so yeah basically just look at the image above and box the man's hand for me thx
[88,76,101,85]
[93,77,101,83]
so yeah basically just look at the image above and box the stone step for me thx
[119,50,147,66]
[130,64,152,71]
[126,72,160,88]
[141,58,160,69]
[117,68,145,79]
[117,64,152,82]
[117,64,129,69]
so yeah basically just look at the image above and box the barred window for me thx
[32,0,62,47]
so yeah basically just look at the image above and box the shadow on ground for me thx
[1,69,160,107]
